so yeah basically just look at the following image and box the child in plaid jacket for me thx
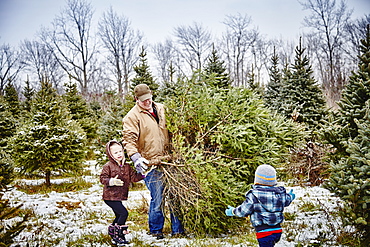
[225,164,295,247]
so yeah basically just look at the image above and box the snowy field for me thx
[3,161,347,246]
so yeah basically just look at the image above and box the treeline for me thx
[0,0,369,245]
[0,0,369,108]
[1,25,370,245]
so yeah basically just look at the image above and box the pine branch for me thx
[203,150,242,160]
[193,112,233,149]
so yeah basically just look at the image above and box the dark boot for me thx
[108,224,115,238]
[112,225,129,246]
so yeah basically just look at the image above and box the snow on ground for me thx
[3,161,346,246]
[276,185,344,247]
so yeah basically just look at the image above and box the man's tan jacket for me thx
[122,102,169,165]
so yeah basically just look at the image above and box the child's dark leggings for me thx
[104,200,128,225]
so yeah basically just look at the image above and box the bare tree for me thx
[0,44,24,95]
[272,38,296,69]
[251,36,275,84]
[343,14,370,64]
[41,0,98,96]
[300,0,352,108]
[21,39,64,92]
[152,39,183,83]
[98,7,143,97]
[221,13,259,87]
[173,22,212,73]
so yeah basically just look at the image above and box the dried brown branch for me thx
[162,162,203,214]
[160,161,185,167]
[162,166,201,197]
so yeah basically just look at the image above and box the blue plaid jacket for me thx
[233,185,293,227]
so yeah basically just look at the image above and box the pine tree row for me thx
[0,27,369,244]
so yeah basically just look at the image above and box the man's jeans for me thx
[144,169,184,234]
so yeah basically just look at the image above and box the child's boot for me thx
[112,225,129,246]
[108,224,115,239]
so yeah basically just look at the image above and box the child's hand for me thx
[109,175,124,186]
[225,205,235,216]
[289,189,296,200]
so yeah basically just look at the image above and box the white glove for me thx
[131,153,149,174]
[135,157,149,174]
[109,175,124,186]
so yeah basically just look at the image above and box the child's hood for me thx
[251,185,287,212]
[105,140,122,165]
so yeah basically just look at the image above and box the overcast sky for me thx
[0,0,369,47]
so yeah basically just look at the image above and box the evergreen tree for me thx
[96,91,133,165]
[163,81,307,236]
[0,150,29,247]
[278,62,295,118]
[330,103,370,243]
[324,27,370,243]
[0,97,16,149]
[266,45,329,186]
[264,47,284,111]
[131,46,159,98]
[282,38,326,130]
[21,78,34,113]
[89,99,103,118]
[158,62,186,102]
[10,79,87,186]
[158,80,177,102]
[324,26,370,159]
[168,61,176,84]
[203,44,231,88]
[63,80,98,143]
[246,65,263,95]
[97,92,128,145]
[158,77,185,102]
[0,193,29,247]
[0,150,14,188]
[4,82,20,117]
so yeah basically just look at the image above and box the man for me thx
[122,83,184,239]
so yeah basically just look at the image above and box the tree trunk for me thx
[45,170,51,187]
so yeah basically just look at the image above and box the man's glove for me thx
[135,159,149,174]
[225,205,235,216]
[109,175,124,186]
[131,153,149,174]
[289,189,296,200]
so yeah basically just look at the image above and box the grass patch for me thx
[336,231,362,246]
[125,236,153,247]
[14,177,93,194]
[284,212,297,221]
[15,168,93,180]
[299,200,320,212]
[127,194,150,232]
[66,233,110,246]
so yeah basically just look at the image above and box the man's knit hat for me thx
[254,164,277,186]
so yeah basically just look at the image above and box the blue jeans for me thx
[144,169,184,234]
[257,233,282,247]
